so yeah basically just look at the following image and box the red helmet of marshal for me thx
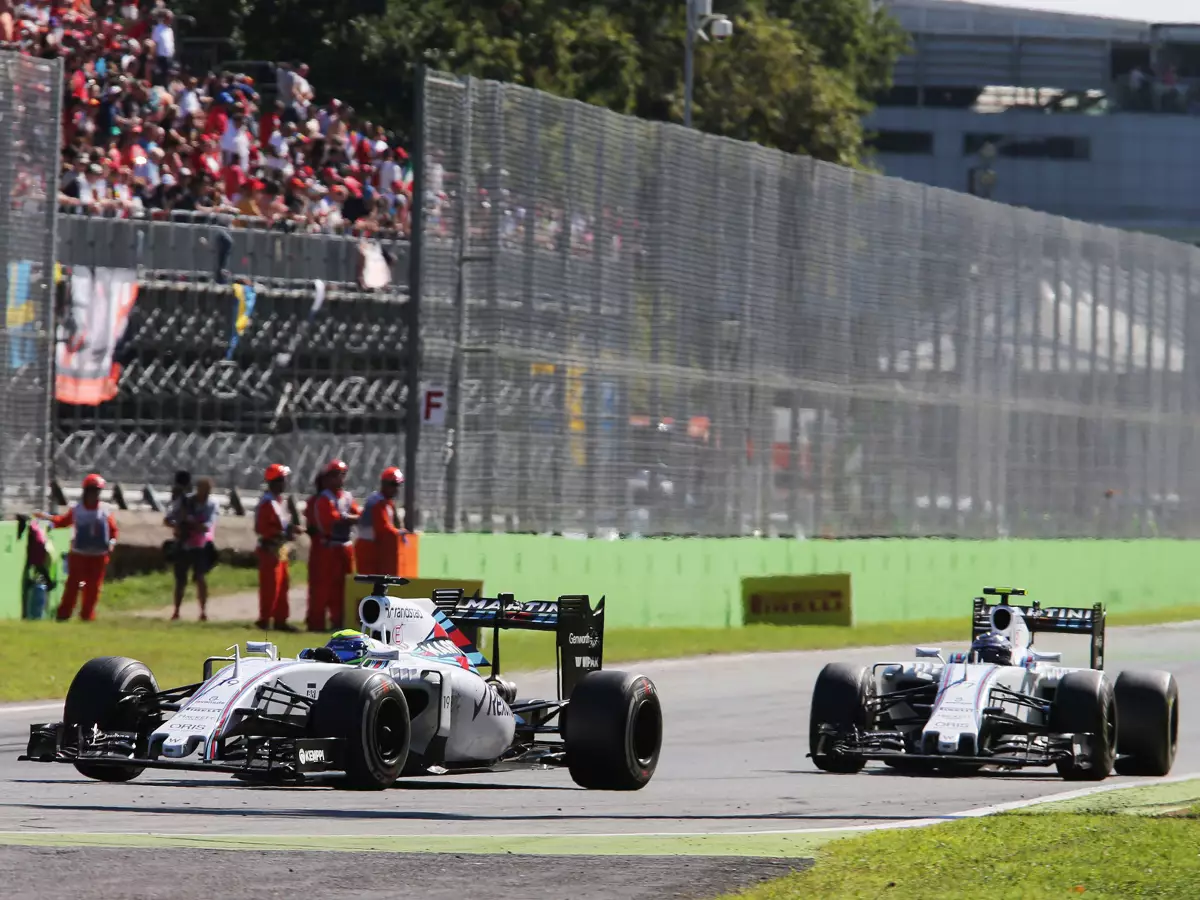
[264,463,291,482]
[324,458,348,475]
[380,466,404,485]
[82,473,106,490]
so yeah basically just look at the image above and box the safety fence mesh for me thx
[52,278,411,501]
[0,52,60,515]
[418,71,1200,539]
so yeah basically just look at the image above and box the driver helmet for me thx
[325,629,372,663]
[971,631,1014,666]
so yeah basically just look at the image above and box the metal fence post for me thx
[41,56,64,512]
[444,78,474,533]
[404,64,427,531]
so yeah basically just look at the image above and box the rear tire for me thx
[565,671,663,790]
[308,670,410,790]
[1114,670,1179,777]
[63,656,159,783]
[809,663,873,774]
[1050,670,1116,782]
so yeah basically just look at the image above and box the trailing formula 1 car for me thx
[809,587,1179,780]
[21,576,663,791]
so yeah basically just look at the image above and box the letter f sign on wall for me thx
[422,385,446,427]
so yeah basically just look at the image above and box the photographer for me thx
[165,476,219,621]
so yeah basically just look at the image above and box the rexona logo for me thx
[568,632,599,647]
[574,656,600,670]
[299,749,326,765]
[472,685,512,720]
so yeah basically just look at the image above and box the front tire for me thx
[565,671,663,790]
[63,656,160,782]
[1114,670,1179,776]
[1050,670,1116,781]
[308,670,411,790]
[809,663,873,774]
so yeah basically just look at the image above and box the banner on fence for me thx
[5,260,37,371]
[55,266,138,405]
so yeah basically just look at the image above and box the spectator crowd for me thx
[3,0,414,235]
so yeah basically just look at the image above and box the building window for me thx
[962,133,1090,161]
[867,130,934,155]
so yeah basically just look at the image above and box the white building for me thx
[868,0,1200,242]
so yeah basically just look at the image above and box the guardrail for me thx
[56,212,412,286]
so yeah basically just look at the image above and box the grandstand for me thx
[870,0,1200,242]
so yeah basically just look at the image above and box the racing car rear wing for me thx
[430,589,606,700]
[972,587,1106,670]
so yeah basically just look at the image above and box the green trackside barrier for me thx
[417,535,1200,629]
[0,521,24,619]
[0,522,69,620]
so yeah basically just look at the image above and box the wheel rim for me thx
[1169,698,1179,756]
[373,696,408,764]
[1105,697,1117,759]
[630,698,662,767]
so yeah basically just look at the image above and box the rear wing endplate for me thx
[430,589,605,699]
[972,590,1106,670]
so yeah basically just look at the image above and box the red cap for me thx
[264,463,291,482]
[380,467,404,485]
[82,473,106,490]
[324,459,348,475]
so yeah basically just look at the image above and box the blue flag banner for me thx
[6,260,37,371]
[227,283,257,360]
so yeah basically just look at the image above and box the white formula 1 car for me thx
[22,576,663,791]
[809,587,1179,780]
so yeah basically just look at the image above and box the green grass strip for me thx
[1024,778,1200,817]
[724,812,1200,899]
[99,562,308,613]
[4,601,1200,704]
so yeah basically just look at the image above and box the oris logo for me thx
[298,749,326,765]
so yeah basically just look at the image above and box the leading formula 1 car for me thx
[808,587,1179,780]
[21,576,663,791]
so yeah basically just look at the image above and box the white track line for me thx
[0,773,1195,842]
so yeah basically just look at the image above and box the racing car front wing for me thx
[21,722,345,780]
[811,725,1098,770]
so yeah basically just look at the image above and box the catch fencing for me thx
[415,69,1200,539]
[51,214,416,500]
[0,53,61,516]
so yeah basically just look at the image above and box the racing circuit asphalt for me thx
[0,620,1197,899]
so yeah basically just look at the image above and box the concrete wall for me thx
[419,535,1200,628]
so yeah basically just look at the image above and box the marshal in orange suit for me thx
[309,459,360,631]
[354,467,408,577]
[36,474,118,621]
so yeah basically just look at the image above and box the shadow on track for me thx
[0,802,952,824]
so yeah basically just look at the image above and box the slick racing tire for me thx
[809,663,873,774]
[565,670,663,791]
[63,656,160,783]
[1114,670,1179,777]
[309,670,411,790]
[1050,670,1116,782]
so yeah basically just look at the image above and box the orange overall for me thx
[50,501,119,621]
[254,491,291,626]
[309,489,359,630]
[353,490,405,577]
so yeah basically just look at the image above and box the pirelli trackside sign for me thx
[741,574,852,626]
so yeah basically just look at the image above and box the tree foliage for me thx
[174,0,908,164]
